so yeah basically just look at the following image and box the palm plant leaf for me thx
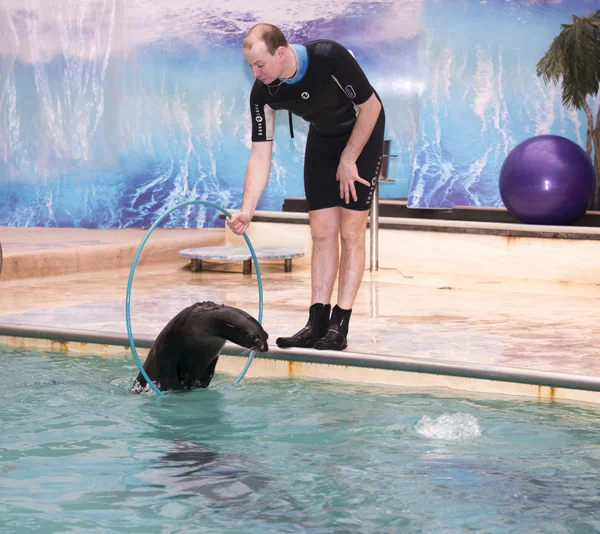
[537,11,600,109]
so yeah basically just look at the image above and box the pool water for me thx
[2,345,600,533]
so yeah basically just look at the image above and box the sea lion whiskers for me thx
[238,346,257,358]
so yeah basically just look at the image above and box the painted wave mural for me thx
[410,0,600,208]
[0,0,423,228]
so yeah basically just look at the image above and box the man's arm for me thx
[241,140,273,217]
[337,93,382,204]
[227,141,273,235]
[322,41,383,203]
[341,93,382,166]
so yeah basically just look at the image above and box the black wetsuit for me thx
[250,39,385,211]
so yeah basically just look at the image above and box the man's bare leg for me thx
[314,207,368,351]
[276,207,341,348]
[337,208,369,309]
[309,207,340,304]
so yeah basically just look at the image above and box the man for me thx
[227,23,385,351]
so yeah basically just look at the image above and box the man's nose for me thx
[251,66,260,78]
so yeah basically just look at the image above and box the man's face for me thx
[244,40,284,85]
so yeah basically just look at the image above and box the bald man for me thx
[227,23,385,351]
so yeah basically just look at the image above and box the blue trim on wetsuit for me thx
[283,44,308,84]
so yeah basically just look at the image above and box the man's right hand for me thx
[226,210,253,235]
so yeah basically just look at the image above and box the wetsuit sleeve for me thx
[250,83,276,142]
[327,41,374,105]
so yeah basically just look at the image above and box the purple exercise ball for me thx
[499,134,596,225]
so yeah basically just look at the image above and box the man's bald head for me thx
[243,23,288,55]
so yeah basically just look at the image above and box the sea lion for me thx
[132,301,268,393]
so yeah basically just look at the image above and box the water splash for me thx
[415,413,482,441]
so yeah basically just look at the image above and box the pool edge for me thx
[1,324,599,405]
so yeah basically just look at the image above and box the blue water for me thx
[3,346,600,532]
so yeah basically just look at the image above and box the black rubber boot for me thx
[314,305,351,351]
[276,303,331,349]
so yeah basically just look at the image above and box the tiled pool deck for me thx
[2,225,600,404]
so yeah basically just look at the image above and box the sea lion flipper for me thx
[196,357,219,388]
[157,346,184,391]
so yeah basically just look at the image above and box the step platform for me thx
[179,246,304,274]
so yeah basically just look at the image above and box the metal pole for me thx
[370,180,379,272]
[369,140,395,273]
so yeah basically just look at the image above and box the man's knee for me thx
[340,210,368,245]
[309,208,340,243]
[311,224,338,245]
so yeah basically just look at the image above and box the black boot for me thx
[314,305,351,351]
[276,303,331,349]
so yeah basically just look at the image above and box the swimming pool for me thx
[2,345,600,532]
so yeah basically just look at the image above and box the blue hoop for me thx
[125,201,263,395]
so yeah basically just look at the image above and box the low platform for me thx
[282,197,600,227]
[179,246,305,274]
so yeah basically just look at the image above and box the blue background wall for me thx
[410,0,600,208]
[0,0,598,227]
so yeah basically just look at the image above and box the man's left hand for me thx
[336,160,371,204]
